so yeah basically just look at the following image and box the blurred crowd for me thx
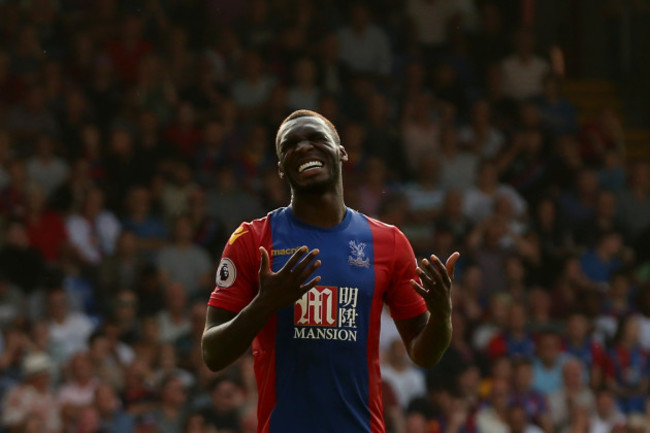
[0,0,649,432]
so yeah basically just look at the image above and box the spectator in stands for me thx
[564,312,607,389]
[337,3,391,77]
[156,216,212,297]
[186,189,226,260]
[597,149,626,193]
[534,74,578,136]
[499,29,549,101]
[194,119,230,188]
[406,0,457,62]
[532,330,569,396]
[459,99,506,160]
[94,383,136,433]
[205,165,264,234]
[165,101,202,161]
[110,290,140,345]
[574,190,622,249]
[475,378,511,433]
[401,94,441,176]
[0,218,46,294]
[436,189,474,243]
[0,274,25,330]
[605,316,648,414]
[5,85,59,143]
[2,352,60,433]
[559,168,601,230]
[121,186,168,255]
[547,358,595,432]
[463,161,527,224]
[617,161,650,246]
[57,351,99,410]
[24,184,67,263]
[579,108,626,167]
[287,56,320,111]
[507,404,544,433]
[231,50,276,116]
[97,231,148,305]
[46,287,94,362]
[488,302,536,360]
[510,359,552,431]
[158,163,199,226]
[66,186,121,265]
[0,158,30,219]
[381,338,426,409]
[579,231,623,286]
[105,14,153,85]
[150,374,189,433]
[157,283,191,344]
[438,126,479,192]
[200,376,245,433]
[589,388,626,433]
[26,134,69,198]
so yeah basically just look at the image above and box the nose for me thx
[295,139,313,152]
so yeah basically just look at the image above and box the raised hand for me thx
[256,245,321,314]
[410,252,460,318]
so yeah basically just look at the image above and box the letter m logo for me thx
[294,286,338,327]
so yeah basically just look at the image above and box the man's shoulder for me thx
[362,214,399,233]
[225,208,282,247]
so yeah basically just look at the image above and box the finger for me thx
[300,275,322,292]
[280,246,308,272]
[410,279,428,298]
[445,252,461,281]
[429,254,452,286]
[259,246,271,276]
[420,258,445,289]
[416,265,437,289]
[292,248,320,275]
[297,258,321,282]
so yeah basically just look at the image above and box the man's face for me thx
[276,116,347,194]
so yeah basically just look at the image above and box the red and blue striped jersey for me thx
[209,207,427,433]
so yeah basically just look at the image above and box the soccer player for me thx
[202,110,459,432]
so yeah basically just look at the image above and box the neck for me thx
[290,189,346,227]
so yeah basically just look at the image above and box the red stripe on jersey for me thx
[255,316,277,433]
[367,218,426,433]
[367,219,389,433]
[253,223,275,433]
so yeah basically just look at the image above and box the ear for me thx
[277,161,284,178]
[339,145,348,162]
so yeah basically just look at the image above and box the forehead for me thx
[277,116,333,145]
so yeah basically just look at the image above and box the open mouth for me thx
[298,160,324,173]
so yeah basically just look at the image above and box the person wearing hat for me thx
[1,351,61,433]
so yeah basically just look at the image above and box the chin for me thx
[290,178,336,194]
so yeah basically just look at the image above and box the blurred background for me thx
[0,0,649,432]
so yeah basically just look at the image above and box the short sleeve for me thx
[384,228,427,320]
[208,223,260,313]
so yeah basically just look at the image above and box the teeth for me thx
[298,161,323,173]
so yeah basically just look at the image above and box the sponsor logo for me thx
[348,240,370,268]
[228,226,249,245]
[216,258,236,288]
[293,286,359,342]
[295,286,338,327]
[271,247,302,256]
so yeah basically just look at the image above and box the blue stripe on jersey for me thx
[269,207,376,433]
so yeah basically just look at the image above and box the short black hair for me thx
[275,109,340,155]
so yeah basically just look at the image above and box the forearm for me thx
[201,298,273,371]
[407,312,452,368]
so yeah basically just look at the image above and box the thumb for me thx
[259,246,271,276]
[446,252,460,281]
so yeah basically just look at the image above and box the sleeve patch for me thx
[216,258,237,288]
